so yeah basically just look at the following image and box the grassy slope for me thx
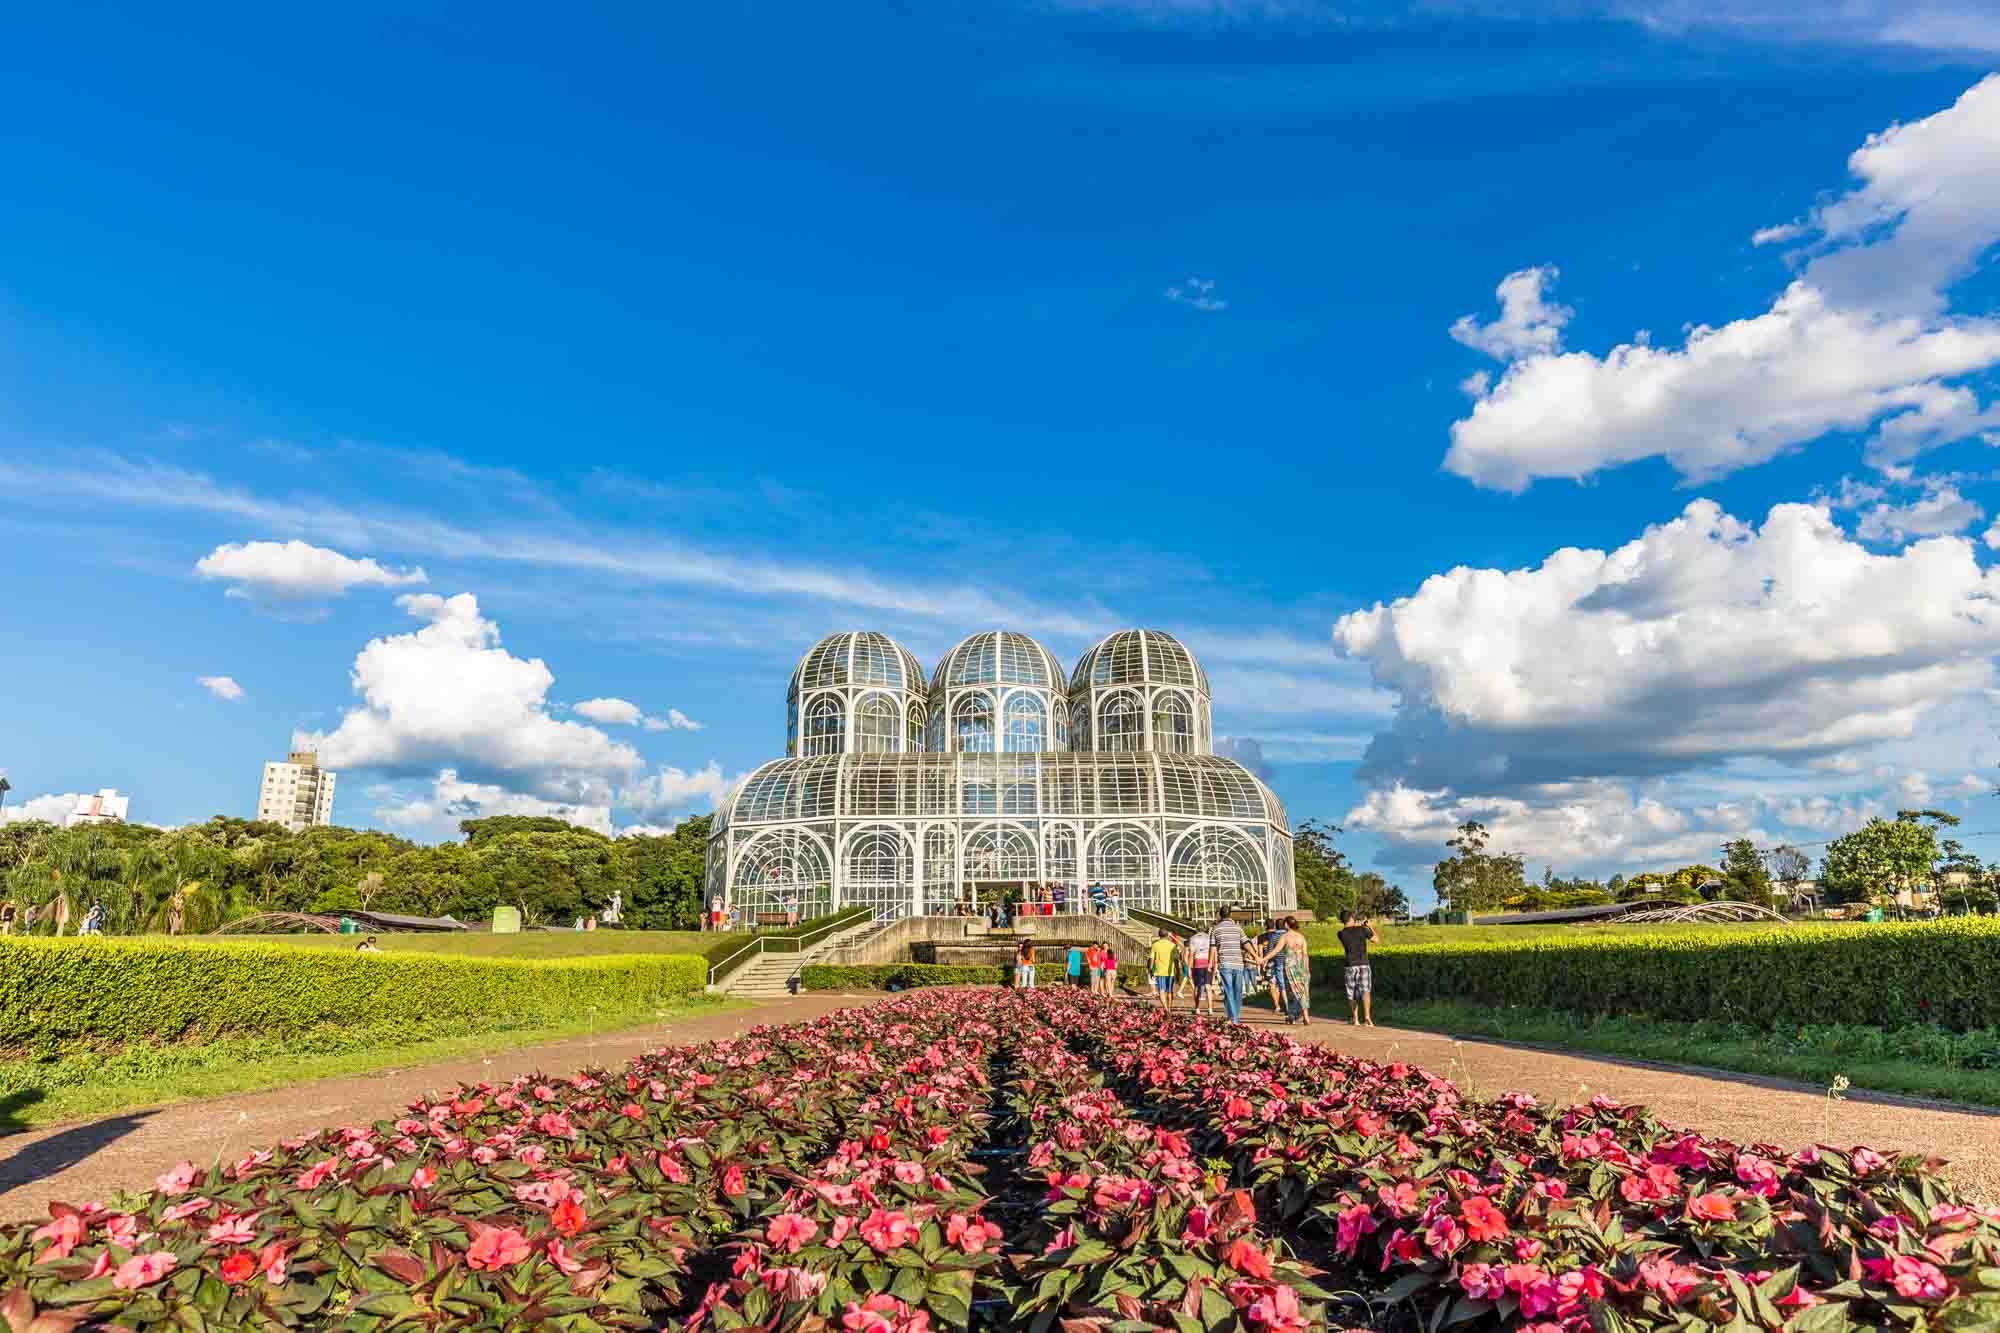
[210,929,748,959]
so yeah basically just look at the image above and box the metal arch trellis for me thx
[210,912,344,935]
[1618,900,1790,925]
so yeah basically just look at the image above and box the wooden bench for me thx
[754,912,793,928]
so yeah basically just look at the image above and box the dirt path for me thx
[0,995,883,1223]
[6,991,1996,1222]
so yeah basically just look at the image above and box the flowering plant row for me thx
[7,990,2000,1331]
[1036,993,2000,1330]
[0,998,1009,1331]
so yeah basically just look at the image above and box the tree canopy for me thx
[0,814,713,935]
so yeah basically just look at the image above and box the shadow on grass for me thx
[0,1089,46,1134]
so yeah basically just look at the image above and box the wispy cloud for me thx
[1166,277,1229,312]
[196,674,245,701]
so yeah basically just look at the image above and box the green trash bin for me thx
[1446,910,1472,926]
[1863,908,1885,922]
[339,916,358,934]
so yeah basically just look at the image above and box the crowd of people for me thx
[1007,906,1384,1029]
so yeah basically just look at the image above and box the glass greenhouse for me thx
[708,628,1296,923]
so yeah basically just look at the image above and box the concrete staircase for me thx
[716,914,884,999]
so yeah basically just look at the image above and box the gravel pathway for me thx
[4,992,1995,1221]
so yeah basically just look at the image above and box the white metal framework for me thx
[1068,629,1214,756]
[786,631,929,757]
[926,630,1072,755]
[717,629,1290,923]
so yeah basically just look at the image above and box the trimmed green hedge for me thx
[801,962,1152,992]
[0,937,708,1050]
[1316,918,2000,1032]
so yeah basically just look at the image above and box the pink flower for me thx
[1335,1203,1378,1256]
[1513,1237,1545,1262]
[104,1214,142,1248]
[1637,1256,1703,1306]
[1734,1153,1780,1197]
[1687,1192,1737,1222]
[1555,1266,1605,1311]
[1460,1263,1505,1300]
[1377,1181,1419,1216]
[412,1165,437,1189]
[1850,1147,1889,1175]
[466,1225,531,1271]
[112,1251,178,1290]
[206,1212,258,1244]
[767,1212,819,1254]
[1888,1256,1951,1303]
[31,1213,84,1263]
[155,1161,198,1195]
[161,1196,213,1223]
[258,1241,290,1285]
[547,1238,584,1274]
[1245,1283,1308,1330]
[514,1143,546,1166]
[945,1212,1001,1256]
[858,1207,917,1253]
[721,1163,747,1196]
[295,1158,338,1190]
[1424,1215,1465,1257]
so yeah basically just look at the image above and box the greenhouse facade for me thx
[705,629,1297,923]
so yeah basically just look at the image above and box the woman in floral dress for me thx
[1278,916,1311,1024]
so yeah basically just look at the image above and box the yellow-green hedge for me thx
[0,937,708,1049]
[1312,918,2000,1032]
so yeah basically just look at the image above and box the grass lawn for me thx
[1301,920,1781,951]
[207,928,748,960]
[0,993,743,1132]
[1378,997,2000,1109]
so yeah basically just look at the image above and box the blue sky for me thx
[6,3,2000,904]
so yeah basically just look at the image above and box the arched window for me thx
[907,702,927,752]
[1152,691,1194,754]
[1088,823,1156,903]
[1098,691,1144,752]
[1045,824,1078,885]
[1168,826,1265,921]
[803,696,845,757]
[954,690,995,753]
[923,826,958,915]
[843,825,913,916]
[1052,700,1070,751]
[1002,692,1046,753]
[733,828,832,921]
[855,693,899,753]
[963,824,1037,880]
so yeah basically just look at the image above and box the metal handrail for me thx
[706,935,767,988]
[1127,906,1199,936]
[789,904,906,984]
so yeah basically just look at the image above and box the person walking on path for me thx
[1148,930,1178,1012]
[1337,910,1378,1026]
[1210,909,1253,1024]
[1187,924,1215,1017]
[1015,936,1037,990]
[1066,943,1085,988]
[1273,916,1311,1024]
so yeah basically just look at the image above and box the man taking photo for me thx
[1337,910,1379,1027]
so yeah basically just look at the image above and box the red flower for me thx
[219,1251,258,1285]
[858,1207,917,1253]
[551,1194,587,1237]
[766,1212,819,1254]
[721,1163,747,1197]
[1225,1238,1274,1278]
[1462,1195,1510,1242]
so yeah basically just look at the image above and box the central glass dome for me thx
[926,630,1069,754]
[1068,629,1213,755]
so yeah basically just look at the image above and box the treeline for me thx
[1428,810,1999,916]
[0,814,712,935]
[1293,820,1411,922]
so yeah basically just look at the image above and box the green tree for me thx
[1820,816,1940,909]
[1718,837,1773,907]
[1432,821,1527,914]
[1293,819,1357,922]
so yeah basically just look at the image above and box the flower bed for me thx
[6,990,1999,1331]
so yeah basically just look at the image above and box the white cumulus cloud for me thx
[573,697,644,725]
[196,539,428,612]
[197,675,245,701]
[623,762,738,819]
[377,769,613,840]
[1446,75,2000,490]
[1449,265,1570,361]
[643,708,705,733]
[299,593,643,806]
[1333,499,2000,793]
[1854,480,1984,543]
[0,792,89,825]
